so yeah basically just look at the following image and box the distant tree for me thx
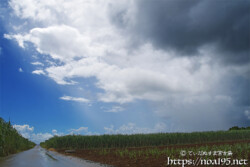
[229,126,250,131]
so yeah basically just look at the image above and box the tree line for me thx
[0,117,35,156]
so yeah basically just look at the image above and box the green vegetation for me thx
[41,130,250,166]
[40,130,250,149]
[229,126,250,131]
[0,117,36,156]
[99,143,250,160]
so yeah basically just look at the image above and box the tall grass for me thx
[40,130,250,149]
[0,117,36,156]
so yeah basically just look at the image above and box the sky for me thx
[0,0,249,143]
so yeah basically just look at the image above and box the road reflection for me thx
[0,145,108,167]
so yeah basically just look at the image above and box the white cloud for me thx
[31,133,53,143]
[13,124,52,143]
[68,127,99,136]
[5,0,226,104]
[18,68,23,72]
[60,95,90,103]
[23,25,90,62]
[104,122,166,134]
[52,129,57,134]
[13,124,34,138]
[9,0,59,23]
[42,48,221,104]
[13,124,34,132]
[51,129,64,136]
[105,106,124,113]
[245,110,250,120]
[5,0,249,131]
[68,127,88,135]
[31,61,44,66]
[4,34,29,48]
[32,70,45,75]
[13,124,62,143]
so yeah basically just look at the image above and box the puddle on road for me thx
[45,152,58,161]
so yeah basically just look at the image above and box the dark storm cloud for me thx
[110,0,250,64]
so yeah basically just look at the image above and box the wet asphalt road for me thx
[0,146,107,167]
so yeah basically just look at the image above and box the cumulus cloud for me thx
[13,124,34,132]
[13,124,54,143]
[13,124,34,138]
[60,95,90,103]
[13,124,67,143]
[32,70,45,75]
[104,122,166,134]
[42,45,225,104]
[5,0,250,130]
[6,0,247,103]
